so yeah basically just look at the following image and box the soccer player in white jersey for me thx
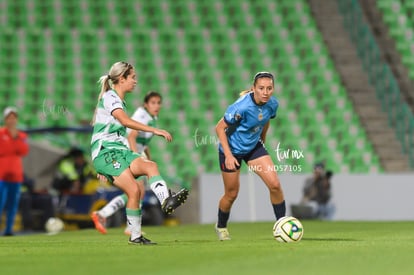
[127,91,161,158]
[90,61,188,245]
[215,72,286,241]
[93,91,188,235]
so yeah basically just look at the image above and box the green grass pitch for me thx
[1,221,414,275]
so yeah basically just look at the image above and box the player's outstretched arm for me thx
[112,109,172,142]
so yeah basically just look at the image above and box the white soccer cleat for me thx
[215,224,231,241]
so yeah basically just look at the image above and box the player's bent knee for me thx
[268,181,282,194]
[146,161,159,171]
[225,192,238,203]
[130,158,159,177]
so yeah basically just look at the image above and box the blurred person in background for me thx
[52,147,98,195]
[127,91,162,160]
[19,174,55,231]
[0,107,30,236]
[301,162,335,220]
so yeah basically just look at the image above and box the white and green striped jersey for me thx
[91,90,129,160]
[127,106,157,152]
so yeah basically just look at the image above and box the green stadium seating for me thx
[377,0,414,79]
[0,0,385,181]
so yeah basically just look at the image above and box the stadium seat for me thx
[0,0,385,178]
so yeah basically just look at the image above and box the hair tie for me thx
[107,75,111,80]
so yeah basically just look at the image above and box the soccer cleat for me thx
[91,211,107,234]
[215,224,231,241]
[161,188,189,215]
[128,236,157,245]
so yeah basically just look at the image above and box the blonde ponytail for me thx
[239,90,251,97]
[97,75,112,101]
[91,75,112,125]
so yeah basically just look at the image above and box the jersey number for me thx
[103,151,117,163]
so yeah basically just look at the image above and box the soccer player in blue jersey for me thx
[215,72,286,241]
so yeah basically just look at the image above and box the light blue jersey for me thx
[219,92,278,155]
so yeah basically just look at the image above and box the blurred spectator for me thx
[19,175,55,231]
[301,162,335,220]
[52,147,98,194]
[0,107,30,236]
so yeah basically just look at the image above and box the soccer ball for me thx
[45,217,64,234]
[273,216,304,243]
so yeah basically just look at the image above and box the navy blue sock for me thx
[272,200,286,220]
[217,208,230,228]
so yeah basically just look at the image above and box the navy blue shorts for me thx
[219,141,269,172]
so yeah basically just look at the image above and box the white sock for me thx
[98,194,127,218]
[126,208,142,240]
[149,176,170,205]
[125,201,142,234]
